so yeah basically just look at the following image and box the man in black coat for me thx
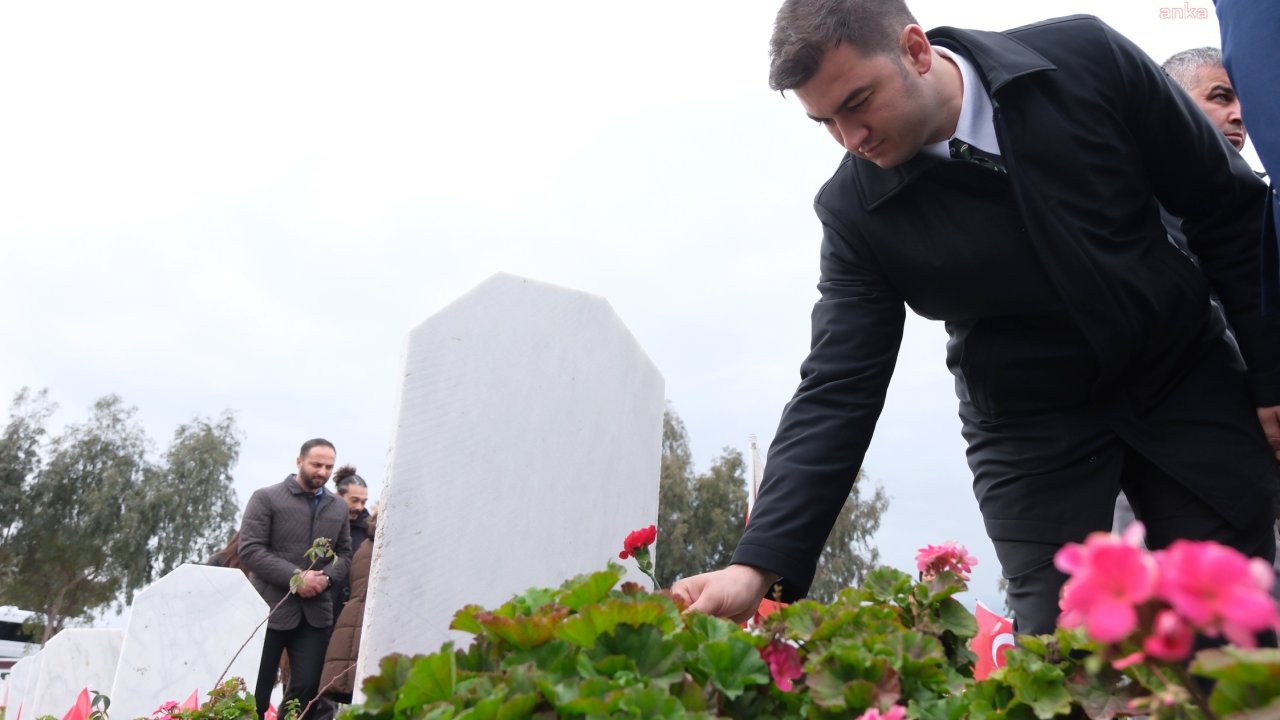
[240,438,353,720]
[673,0,1280,634]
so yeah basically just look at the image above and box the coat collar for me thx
[283,473,331,500]
[853,23,1058,210]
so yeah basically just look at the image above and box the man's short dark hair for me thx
[769,0,918,91]
[333,464,367,495]
[1161,46,1223,91]
[299,438,336,457]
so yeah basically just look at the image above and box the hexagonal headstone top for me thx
[356,273,664,696]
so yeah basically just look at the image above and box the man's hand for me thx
[670,564,777,624]
[1258,406,1280,462]
[294,570,330,598]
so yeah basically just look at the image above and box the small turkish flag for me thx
[265,705,277,720]
[180,690,200,711]
[971,602,1015,680]
[61,689,91,720]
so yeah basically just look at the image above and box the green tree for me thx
[657,407,749,587]
[655,405,889,600]
[0,389,242,642]
[807,471,889,603]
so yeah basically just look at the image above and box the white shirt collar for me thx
[921,45,1001,160]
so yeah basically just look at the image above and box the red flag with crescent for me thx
[971,602,1015,680]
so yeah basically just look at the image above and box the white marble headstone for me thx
[4,653,42,720]
[109,564,269,720]
[355,273,664,696]
[26,629,121,718]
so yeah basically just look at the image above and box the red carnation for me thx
[619,524,657,559]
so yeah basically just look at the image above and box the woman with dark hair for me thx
[206,530,249,576]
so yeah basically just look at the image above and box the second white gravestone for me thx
[357,273,665,692]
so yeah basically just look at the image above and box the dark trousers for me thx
[256,619,330,720]
[992,442,1275,635]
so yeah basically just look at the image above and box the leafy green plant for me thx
[344,543,1280,719]
[152,677,257,720]
[344,560,986,719]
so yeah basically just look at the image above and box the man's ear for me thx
[900,24,932,75]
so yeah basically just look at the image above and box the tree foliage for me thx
[808,471,889,603]
[0,388,242,642]
[655,404,889,599]
[655,408,747,588]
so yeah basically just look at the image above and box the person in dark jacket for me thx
[240,438,353,720]
[673,0,1280,635]
[319,513,377,704]
[329,465,370,622]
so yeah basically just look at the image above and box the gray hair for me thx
[1161,47,1223,90]
[769,0,918,91]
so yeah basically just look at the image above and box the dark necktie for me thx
[949,138,1006,175]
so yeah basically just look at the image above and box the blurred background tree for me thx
[0,388,241,643]
[655,404,888,601]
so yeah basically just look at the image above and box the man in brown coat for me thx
[239,438,353,720]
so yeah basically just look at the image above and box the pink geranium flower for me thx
[760,639,804,692]
[855,706,907,720]
[152,701,180,717]
[1143,609,1195,661]
[916,541,978,581]
[1055,523,1157,643]
[1154,539,1278,646]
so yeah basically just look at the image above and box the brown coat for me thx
[319,517,376,700]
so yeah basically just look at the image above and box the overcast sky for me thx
[0,1,1240,614]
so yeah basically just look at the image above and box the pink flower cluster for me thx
[916,541,978,581]
[760,639,804,692]
[855,706,907,720]
[1055,522,1277,661]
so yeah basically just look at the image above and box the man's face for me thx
[1185,66,1246,150]
[341,484,369,520]
[795,28,943,169]
[296,446,336,492]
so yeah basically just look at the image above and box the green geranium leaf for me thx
[805,667,853,711]
[683,609,738,644]
[469,606,569,650]
[778,601,823,640]
[609,685,688,718]
[861,567,915,604]
[450,606,487,636]
[590,623,683,684]
[558,565,625,610]
[421,706,456,720]
[395,651,458,712]
[1003,653,1071,719]
[500,639,577,678]
[914,695,973,720]
[555,597,677,647]
[361,653,426,710]
[495,693,539,720]
[935,597,978,638]
[696,636,771,700]
[1193,648,1280,716]
[454,696,500,720]
[550,677,614,715]
[508,587,560,615]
